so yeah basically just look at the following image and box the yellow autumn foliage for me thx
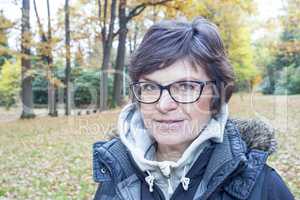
[0,59,21,109]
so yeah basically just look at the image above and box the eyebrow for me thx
[140,76,204,84]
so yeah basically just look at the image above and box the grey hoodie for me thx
[118,103,229,199]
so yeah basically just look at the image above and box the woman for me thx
[93,17,294,200]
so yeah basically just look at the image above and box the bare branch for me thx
[126,3,146,22]
[46,0,53,65]
[97,0,102,29]
[101,0,108,44]
[47,0,52,40]
[113,28,120,38]
[126,0,174,22]
[107,0,117,41]
[33,0,47,41]
[103,0,108,29]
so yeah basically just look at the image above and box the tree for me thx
[161,0,258,90]
[74,45,85,67]
[276,0,300,68]
[0,60,21,109]
[21,0,35,118]
[65,0,71,115]
[52,0,173,109]
[112,0,174,107]
[0,10,13,68]
[111,0,258,104]
[260,0,300,94]
[0,12,18,109]
[33,0,57,116]
[128,20,140,54]
[112,0,127,107]
[98,0,117,111]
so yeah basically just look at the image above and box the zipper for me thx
[152,181,167,200]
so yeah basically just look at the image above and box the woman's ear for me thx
[209,84,221,116]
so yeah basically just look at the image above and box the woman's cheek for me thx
[141,114,150,128]
[187,98,212,132]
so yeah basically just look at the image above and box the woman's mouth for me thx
[156,119,183,123]
[154,119,185,131]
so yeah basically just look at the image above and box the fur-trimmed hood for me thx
[232,118,277,155]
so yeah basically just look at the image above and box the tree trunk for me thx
[133,23,139,53]
[64,0,71,115]
[99,0,117,111]
[33,0,57,116]
[128,23,139,54]
[113,0,127,107]
[266,66,276,94]
[21,0,35,119]
[47,0,57,116]
[99,47,109,111]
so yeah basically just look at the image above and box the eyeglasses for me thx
[130,80,216,104]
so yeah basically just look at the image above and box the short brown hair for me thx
[129,17,235,116]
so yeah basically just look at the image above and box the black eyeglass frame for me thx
[130,80,216,104]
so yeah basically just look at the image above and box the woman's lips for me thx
[154,119,185,131]
[156,119,183,123]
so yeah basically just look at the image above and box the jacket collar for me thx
[194,119,268,200]
[223,149,268,199]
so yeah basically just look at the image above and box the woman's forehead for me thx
[139,59,209,84]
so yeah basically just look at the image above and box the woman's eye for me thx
[178,83,195,90]
[142,84,157,91]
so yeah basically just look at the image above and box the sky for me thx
[252,0,286,40]
[0,0,64,22]
[255,0,286,21]
[0,0,65,49]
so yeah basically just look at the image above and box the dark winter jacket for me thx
[92,119,294,200]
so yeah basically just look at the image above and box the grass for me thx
[0,94,299,199]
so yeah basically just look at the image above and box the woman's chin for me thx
[155,137,184,146]
[152,130,193,146]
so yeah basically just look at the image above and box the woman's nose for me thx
[157,90,178,112]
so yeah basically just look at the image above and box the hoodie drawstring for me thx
[180,166,190,191]
[158,163,174,195]
[145,170,155,192]
[145,166,190,194]
[145,168,174,195]
[167,177,173,194]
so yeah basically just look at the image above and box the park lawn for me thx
[0,94,299,199]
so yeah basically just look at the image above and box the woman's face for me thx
[139,59,213,148]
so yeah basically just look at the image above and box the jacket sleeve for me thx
[94,183,119,200]
[93,141,118,200]
[265,166,295,200]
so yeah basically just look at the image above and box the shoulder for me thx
[223,161,294,200]
[93,138,134,183]
[263,165,295,200]
[227,119,294,199]
[93,138,124,182]
[93,137,121,151]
